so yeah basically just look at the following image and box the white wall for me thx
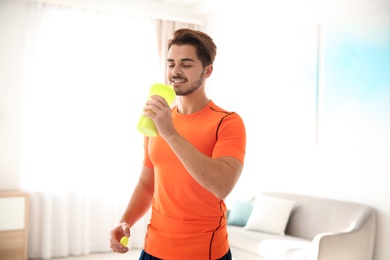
[199,1,390,260]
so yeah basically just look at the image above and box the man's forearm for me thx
[120,182,153,227]
[165,133,242,199]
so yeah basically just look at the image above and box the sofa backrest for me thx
[262,192,376,240]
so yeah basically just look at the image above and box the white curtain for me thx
[20,2,161,259]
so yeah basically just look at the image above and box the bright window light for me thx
[20,4,160,193]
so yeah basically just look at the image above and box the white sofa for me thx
[227,192,376,260]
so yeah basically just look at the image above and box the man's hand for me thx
[109,222,131,253]
[143,95,176,139]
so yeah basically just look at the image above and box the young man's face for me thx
[166,44,211,96]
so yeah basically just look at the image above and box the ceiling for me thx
[39,0,390,25]
[37,0,215,24]
[150,0,209,7]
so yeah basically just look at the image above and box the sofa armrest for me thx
[307,211,376,260]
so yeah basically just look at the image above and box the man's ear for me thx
[204,64,213,78]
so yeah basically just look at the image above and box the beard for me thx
[174,69,205,96]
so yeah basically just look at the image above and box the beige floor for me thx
[52,249,238,260]
[52,249,143,260]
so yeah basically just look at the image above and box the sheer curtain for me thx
[20,2,162,258]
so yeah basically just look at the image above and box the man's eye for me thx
[183,65,192,68]
[168,64,174,68]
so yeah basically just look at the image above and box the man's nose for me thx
[172,66,182,75]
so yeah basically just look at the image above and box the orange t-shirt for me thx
[143,100,246,260]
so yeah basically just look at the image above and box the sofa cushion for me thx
[244,194,295,235]
[228,225,311,259]
[227,199,254,226]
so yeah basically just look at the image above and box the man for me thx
[109,28,246,260]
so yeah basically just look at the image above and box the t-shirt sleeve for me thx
[212,113,246,164]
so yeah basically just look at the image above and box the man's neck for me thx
[177,96,210,115]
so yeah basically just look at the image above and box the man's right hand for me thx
[109,222,131,253]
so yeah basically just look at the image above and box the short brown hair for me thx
[168,28,217,67]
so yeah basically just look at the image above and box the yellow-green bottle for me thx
[136,83,176,137]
